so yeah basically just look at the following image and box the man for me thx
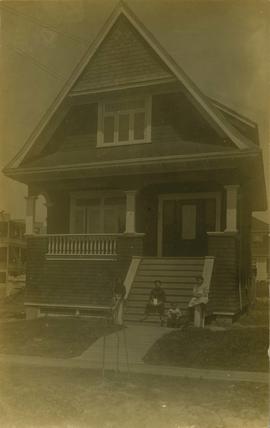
[141,280,166,325]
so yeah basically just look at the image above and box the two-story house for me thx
[3,3,266,322]
[0,212,26,297]
[251,217,269,287]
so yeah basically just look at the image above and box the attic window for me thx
[97,96,152,146]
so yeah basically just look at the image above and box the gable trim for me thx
[5,1,252,172]
[5,149,259,178]
[69,76,177,97]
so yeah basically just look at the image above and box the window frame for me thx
[97,96,152,147]
[70,191,126,234]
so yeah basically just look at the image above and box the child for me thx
[141,280,166,325]
[167,302,182,328]
[188,275,208,326]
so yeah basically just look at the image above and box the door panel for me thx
[162,199,210,256]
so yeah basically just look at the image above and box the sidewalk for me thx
[0,352,267,383]
[0,322,268,384]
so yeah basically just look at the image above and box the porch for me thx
[24,174,249,321]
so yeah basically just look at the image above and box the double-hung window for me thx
[97,96,152,146]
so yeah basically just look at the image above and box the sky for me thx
[0,0,269,222]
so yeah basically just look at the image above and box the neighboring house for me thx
[0,212,26,293]
[251,217,270,285]
[3,3,267,321]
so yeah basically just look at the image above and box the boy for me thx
[167,302,182,328]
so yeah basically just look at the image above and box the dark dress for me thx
[145,287,166,316]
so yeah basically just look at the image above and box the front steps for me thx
[124,257,205,325]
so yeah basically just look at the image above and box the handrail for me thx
[193,256,215,328]
[123,256,142,300]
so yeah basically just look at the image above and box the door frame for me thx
[157,192,222,257]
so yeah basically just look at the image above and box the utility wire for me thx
[0,3,90,46]
[1,39,66,81]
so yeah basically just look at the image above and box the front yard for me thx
[0,366,268,428]
[144,299,269,372]
[143,326,268,372]
[0,317,120,358]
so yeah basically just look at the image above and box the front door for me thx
[161,198,216,257]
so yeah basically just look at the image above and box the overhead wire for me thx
[1,39,66,81]
[0,3,90,46]
[0,3,91,81]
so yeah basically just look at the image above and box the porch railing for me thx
[46,234,118,257]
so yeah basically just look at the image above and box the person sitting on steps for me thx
[167,302,182,328]
[141,280,166,326]
[188,275,208,327]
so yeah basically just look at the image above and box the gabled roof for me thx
[4,1,259,174]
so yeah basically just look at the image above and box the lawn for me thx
[0,317,120,358]
[0,366,268,428]
[234,298,269,327]
[144,327,269,372]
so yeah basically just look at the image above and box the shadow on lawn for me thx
[0,317,121,358]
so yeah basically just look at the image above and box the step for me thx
[138,265,203,272]
[141,259,204,265]
[135,273,201,281]
[130,287,193,296]
[133,278,196,285]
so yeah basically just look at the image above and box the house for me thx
[0,212,26,297]
[3,3,266,322]
[251,217,269,287]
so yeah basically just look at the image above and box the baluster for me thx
[66,236,69,255]
[82,237,85,255]
[108,239,112,255]
[88,238,92,255]
[63,236,66,255]
[101,238,104,255]
[52,236,55,254]
[48,237,52,254]
[71,236,75,255]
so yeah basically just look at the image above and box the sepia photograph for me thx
[0,0,269,427]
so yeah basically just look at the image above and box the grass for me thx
[144,300,269,372]
[234,298,269,327]
[0,317,120,358]
[0,366,268,428]
[143,327,269,372]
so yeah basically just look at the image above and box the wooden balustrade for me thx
[46,234,118,257]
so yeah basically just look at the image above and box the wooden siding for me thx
[71,15,173,94]
[207,233,240,313]
[25,235,144,308]
[34,91,234,169]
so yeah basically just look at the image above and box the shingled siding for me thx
[25,235,144,309]
[207,233,240,314]
[72,14,173,93]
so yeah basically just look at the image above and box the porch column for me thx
[25,195,37,235]
[224,185,239,232]
[125,190,137,234]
